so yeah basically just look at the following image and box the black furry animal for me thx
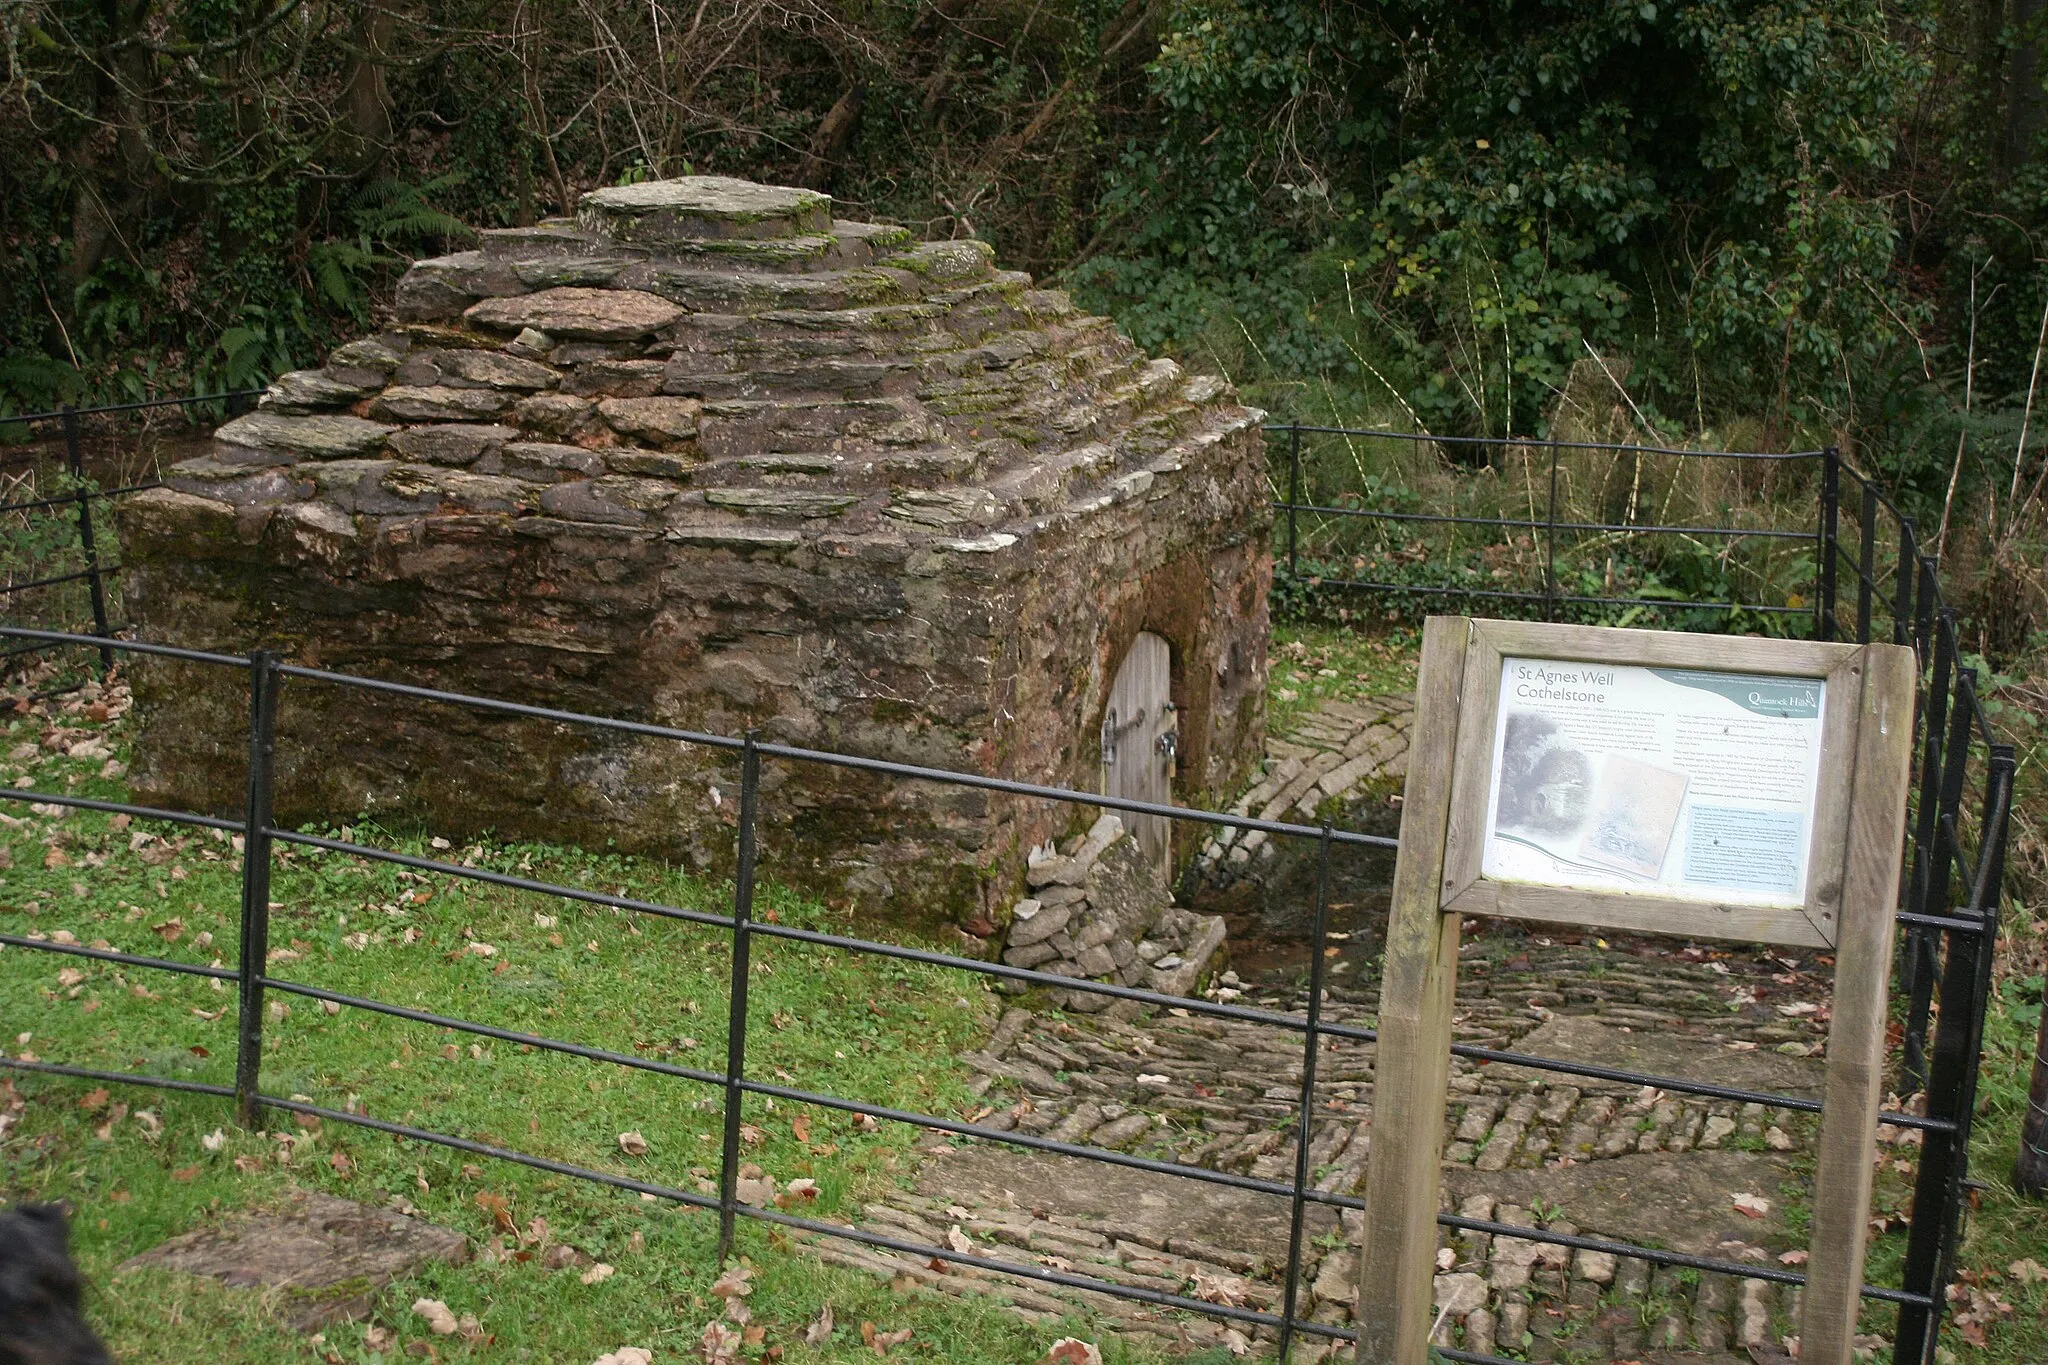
[1495,711,1592,837]
[0,1204,113,1365]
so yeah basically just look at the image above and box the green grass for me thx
[1265,620,1420,735]
[0,697,1190,1364]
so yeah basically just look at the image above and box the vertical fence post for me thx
[1901,615,1956,1092]
[1915,558,1937,661]
[1277,823,1333,1363]
[1857,483,1877,645]
[1287,424,1302,581]
[234,650,282,1127]
[1896,736,2014,1365]
[1816,446,1840,640]
[1543,444,1559,621]
[718,731,762,1263]
[1894,518,1917,649]
[59,406,114,672]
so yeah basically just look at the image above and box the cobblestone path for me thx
[800,697,1906,1363]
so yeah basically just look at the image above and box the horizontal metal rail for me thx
[0,624,252,666]
[0,785,245,831]
[0,390,263,428]
[1285,574,1813,615]
[271,662,1400,847]
[0,480,164,515]
[0,566,115,596]
[1312,1017,1949,1134]
[0,934,238,980]
[1260,424,1828,460]
[1281,499,1818,541]
[0,1055,1355,1342]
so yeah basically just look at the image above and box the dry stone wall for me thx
[117,177,1271,926]
[1002,813,1229,1006]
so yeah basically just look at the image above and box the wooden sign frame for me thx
[1355,617,1917,1365]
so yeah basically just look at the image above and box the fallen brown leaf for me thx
[711,1263,755,1299]
[475,1191,515,1232]
[411,1299,459,1336]
[1192,1268,1251,1306]
[804,1302,834,1347]
[699,1321,743,1365]
[861,1322,911,1356]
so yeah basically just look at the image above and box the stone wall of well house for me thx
[118,177,1271,926]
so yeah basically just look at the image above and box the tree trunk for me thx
[2005,0,2047,173]
[344,4,397,175]
[796,84,865,189]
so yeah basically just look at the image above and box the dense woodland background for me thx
[9,0,2048,649]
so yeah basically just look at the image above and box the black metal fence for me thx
[0,405,2017,1363]
[1271,423,2017,1364]
[1273,423,1827,629]
[0,393,256,679]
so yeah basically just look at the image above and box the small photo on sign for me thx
[1578,754,1689,879]
[1480,659,1824,908]
[1493,711,1592,838]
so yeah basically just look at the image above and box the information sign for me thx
[1481,659,1825,907]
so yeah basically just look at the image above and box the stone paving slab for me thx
[1490,1014,1825,1100]
[119,1189,469,1330]
[911,1144,1338,1262]
[1442,1149,1797,1252]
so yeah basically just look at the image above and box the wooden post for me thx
[1798,642,1917,1364]
[1356,616,1468,1361]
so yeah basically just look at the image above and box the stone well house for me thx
[119,177,1271,924]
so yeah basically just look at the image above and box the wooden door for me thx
[1101,631,1175,874]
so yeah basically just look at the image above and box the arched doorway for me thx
[1101,631,1176,875]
